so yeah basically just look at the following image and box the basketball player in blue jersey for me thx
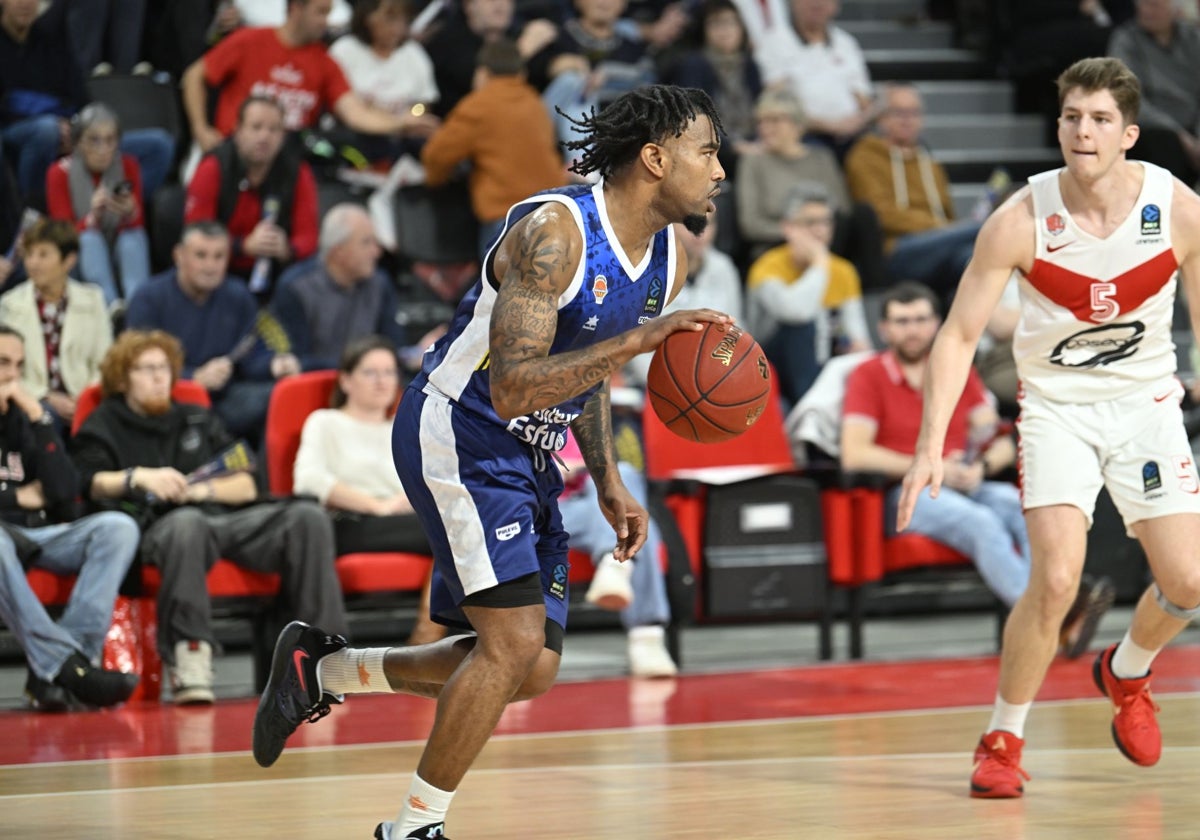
[252,85,731,838]
[898,57,1200,799]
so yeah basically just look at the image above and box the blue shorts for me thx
[392,387,570,631]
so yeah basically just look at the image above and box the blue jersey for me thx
[411,181,677,451]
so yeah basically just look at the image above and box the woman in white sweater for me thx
[293,335,439,642]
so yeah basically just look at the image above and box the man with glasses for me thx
[746,183,871,405]
[845,82,985,300]
[840,281,1113,657]
[71,329,347,704]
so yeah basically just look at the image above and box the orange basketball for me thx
[646,323,772,444]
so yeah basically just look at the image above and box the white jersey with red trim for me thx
[1013,162,1179,403]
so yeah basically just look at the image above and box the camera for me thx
[112,180,133,197]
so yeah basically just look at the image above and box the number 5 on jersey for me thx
[1091,282,1120,322]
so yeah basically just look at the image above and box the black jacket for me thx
[70,397,237,529]
[0,402,82,567]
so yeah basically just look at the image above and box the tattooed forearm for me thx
[489,212,647,419]
[571,386,615,485]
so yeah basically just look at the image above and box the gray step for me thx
[922,114,1047,151]
[841,20,954,50]
[839,0,926,21]
[865,47,989,81]
[876,80,1015,116]
[950,183,989,220]
[936,147,1061,183]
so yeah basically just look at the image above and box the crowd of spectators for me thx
[1,0,1199,710]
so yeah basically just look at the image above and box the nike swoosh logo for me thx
[292,649,310,693]
[1153,391,1175,402]
[1047,242,1070,253]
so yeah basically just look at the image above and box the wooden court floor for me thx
[3,651,1200,839]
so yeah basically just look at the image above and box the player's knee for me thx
[514,651,560,700]
[1154,580,1200,621]
[1028,566,1081,615]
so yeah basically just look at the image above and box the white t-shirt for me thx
[328,36,439,114]
[755,25,871,122]
[293,409,403,504]
[236,0,352,29]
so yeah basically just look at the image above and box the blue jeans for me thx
[886,481,1030,607]
[886,221,983,298]
[762,321,821,410]
[67,0,148,74]
[559,462,671,629]
[212,379,275,443]
[79,227,150,303]
[1,114,62,201]
[0,512,141,681]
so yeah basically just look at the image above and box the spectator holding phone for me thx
[45,103,151,306]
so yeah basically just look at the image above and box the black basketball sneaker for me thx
[252,621,347,767]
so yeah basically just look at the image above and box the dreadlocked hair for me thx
[561,85,725,180]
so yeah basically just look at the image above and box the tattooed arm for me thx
[488,204,730,420]
[571,384,649,561]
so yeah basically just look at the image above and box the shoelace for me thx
[304,701,333,725]
[982,743,1031,782]
[1117,684,1161,728]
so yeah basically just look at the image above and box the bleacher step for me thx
[841,19,954,50]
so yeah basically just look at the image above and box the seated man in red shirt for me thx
[181,0,437,156]
[839,281,1113,659]
[185,95,317,293]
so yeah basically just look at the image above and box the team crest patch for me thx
[1045,213,1065,236]
[1143,461,1162,493]
[1141,204,1161,236]
[592,276,608,305]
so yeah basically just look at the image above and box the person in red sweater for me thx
[180,0,438,157]
[45,103,150,306]
[421,39,565,258]
[184,95,319,291]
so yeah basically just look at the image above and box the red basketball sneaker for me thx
[1093,644,1162,766]
[970,731,1030,798]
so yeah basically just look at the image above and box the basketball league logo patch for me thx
[1140,205,1161,236]
[592,275,608,305]
[1045,213,1065,236]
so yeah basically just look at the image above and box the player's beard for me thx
[139,395,172,416]
[682,213,709,235]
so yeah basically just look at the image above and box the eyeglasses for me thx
[791,216,834,228]
[887,108,923,118]
[130,363,173,376]
[886,315,936,327]
[357,368,399,381]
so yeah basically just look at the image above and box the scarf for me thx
[68,151,125,239]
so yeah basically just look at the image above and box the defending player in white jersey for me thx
[898,56,1200,798]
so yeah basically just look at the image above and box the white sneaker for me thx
[585,553,634,611]
[171,640,215,705]
[627,625,678,678]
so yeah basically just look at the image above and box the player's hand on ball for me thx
[638,309,730,353]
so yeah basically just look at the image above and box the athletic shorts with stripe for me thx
[392,386,571,631]
[1018,379,1200,535]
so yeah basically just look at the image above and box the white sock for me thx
[316,648,392,695]
[392,774,455,838]
[986,694,1033,739]
[1110,630,1158,679]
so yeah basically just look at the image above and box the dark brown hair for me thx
[1056,57,1141,125]
[23,219,80,259]
[350,0,410,45]
[330,335,400,409]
